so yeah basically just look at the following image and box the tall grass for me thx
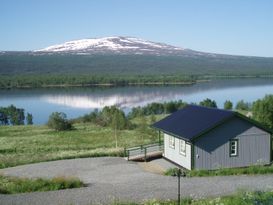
[114,191,273,205]
[165,164,273,177]
[0,175,84,194]
[187,165,273,177]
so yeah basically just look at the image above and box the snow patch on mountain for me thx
[35,36,185,55]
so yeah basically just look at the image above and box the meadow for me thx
[0,121,159,168]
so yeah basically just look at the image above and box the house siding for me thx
[163,133,191,169]
[194,116,271,170]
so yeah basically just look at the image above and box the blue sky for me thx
[1,0,273,57]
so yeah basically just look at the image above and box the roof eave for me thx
[234,112,273,134]
[151,125,193,143]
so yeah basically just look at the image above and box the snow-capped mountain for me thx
[35,36,187,55]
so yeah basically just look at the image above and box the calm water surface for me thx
[0,79,273,124]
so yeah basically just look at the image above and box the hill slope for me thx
[0,37,273,88]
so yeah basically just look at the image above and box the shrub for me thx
[47,112,72,131]
[164,168,187,177]
[224,100,233,110]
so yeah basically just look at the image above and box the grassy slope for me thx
[0,122,160,168]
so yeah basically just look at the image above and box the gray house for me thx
[153,105,272,170]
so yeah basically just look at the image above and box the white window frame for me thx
[230,139,238,157]
[169,136,175,149]
[179,139,186,156]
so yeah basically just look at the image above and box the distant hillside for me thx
[0,36,273,88]
[0,52,273,76]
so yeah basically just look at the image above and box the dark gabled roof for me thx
[152,105,235,141]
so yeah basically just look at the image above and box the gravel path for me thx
[0,157,273,205]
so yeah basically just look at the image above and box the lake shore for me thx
[1,75,273,89]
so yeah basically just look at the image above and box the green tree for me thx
[138,115,148,133]
[47,112,72,131]
[235,100,251,111]
[164,102,177,113]
[7,106,25,125]
[149,114,157,140]
[252,95,273,129]
[0,109,8,125]
[111,109,127,148]
[26,113,33,125]
[224,100,233,110]
[199,98,217,108]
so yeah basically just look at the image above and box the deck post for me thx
[127,150,129,161]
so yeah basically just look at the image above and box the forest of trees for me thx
[0,74,196,89]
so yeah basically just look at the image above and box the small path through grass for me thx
[0,157,273,205]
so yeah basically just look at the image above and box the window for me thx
[169,136,175,149]
[230,139,238,157]
[180,140,186,156]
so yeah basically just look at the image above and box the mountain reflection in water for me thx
[0,79,273,124]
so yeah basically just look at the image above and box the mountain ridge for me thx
[0,36,273,82]
[34,36,187,56]
[32,36,273,59]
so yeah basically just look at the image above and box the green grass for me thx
[0,175,83,194]
[164,165,273,177]
[0,122,160,168]
[114,191,273,205]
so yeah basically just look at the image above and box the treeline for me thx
[128,100,187,118]
[72,98,250,129]
[0,74,196,89]
[74,96,272,132]
[128,98,252,118]
[2,96,271,132]
[0,105,33,125]
[1,74,273,89]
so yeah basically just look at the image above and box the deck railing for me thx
[124,142,163,161]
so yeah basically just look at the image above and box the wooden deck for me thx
[124,143,163,161]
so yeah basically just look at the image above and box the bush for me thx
[164,168,186,177]
[47,112,72,131]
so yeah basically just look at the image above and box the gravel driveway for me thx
[0,157,273,205]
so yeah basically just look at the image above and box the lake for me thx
[0,78,273,124]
